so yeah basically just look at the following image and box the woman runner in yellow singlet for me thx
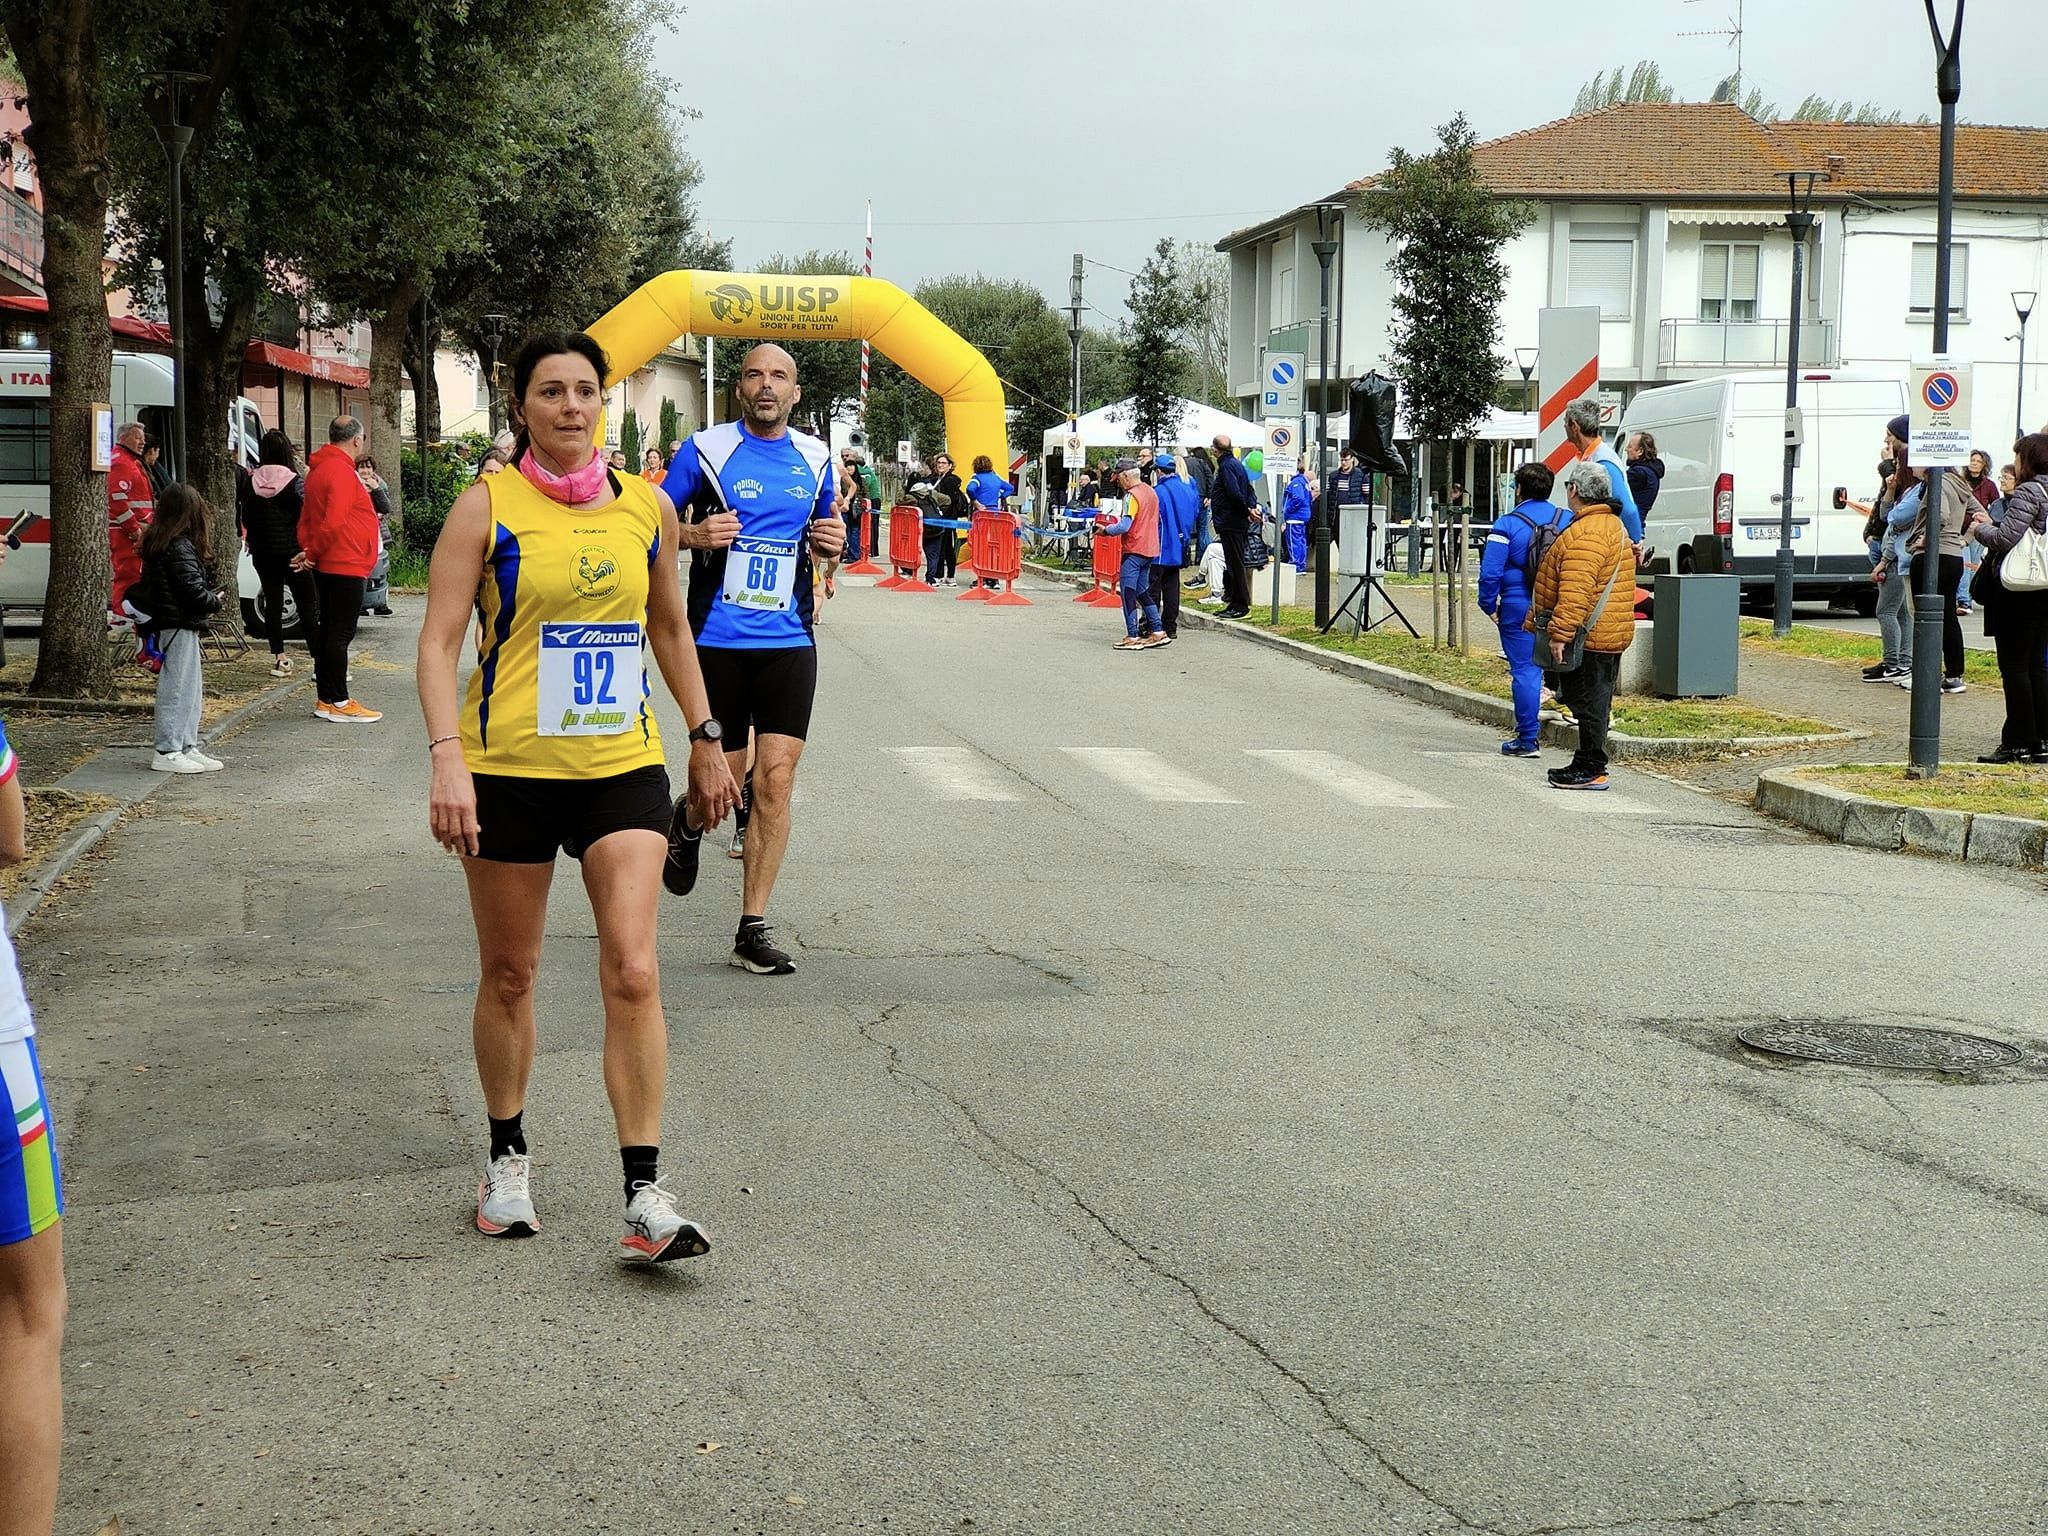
[417,331,738,1263]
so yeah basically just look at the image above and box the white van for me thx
[1620,370,1906,614]
[0,348,265,617]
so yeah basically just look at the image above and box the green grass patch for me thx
[1801,762,2048,821]
[1739,616,1999,685]
[388,548,431,592]
[1229,606,1837,740]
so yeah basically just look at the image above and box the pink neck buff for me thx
[518,444,609,505]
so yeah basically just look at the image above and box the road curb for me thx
[4,670,314,935]
[1023,561,1863,763]
[1754,765,2048,869]
[0,694,154,715]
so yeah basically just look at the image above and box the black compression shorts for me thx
[470,765,672,864]
[697,645,817,743]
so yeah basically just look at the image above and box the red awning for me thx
[244,339,368,389]
[0,292,172,346]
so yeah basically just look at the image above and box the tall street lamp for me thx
[1515,348,1538,461]
[1908,0,1965,779]
[148,69,207,479]
[483,312,507,434]
[2014,289,2036,438]
[1067,253,1084,418]
[1774,169,1822,639]
[1311,205,1341,628]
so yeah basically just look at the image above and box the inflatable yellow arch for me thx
[588,271,1008,475]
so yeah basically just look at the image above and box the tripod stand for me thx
[1320,483,1417,638]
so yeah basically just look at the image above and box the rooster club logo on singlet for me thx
[572,545,620,600]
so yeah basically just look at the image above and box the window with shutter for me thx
[1698,242,1760,323]
[1568,238,1634,319]
[1909,241,1968,318]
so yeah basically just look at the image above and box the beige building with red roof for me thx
[1219,102,2048,483]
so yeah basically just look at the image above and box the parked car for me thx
[1621,370,1908,615]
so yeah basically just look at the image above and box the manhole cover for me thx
[1737,1020,2023,1071]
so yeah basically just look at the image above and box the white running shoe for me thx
[476,1152,538,1237]
[185,747,224,771]
[621,1178,710,1263]
[151,750,208,774]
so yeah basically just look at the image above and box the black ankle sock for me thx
[621,1144,659,1199]
[488,1113,525,1161]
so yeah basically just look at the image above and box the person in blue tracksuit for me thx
[1281,468,1314,568]
[1149,452,1199,639]
[1479,461,1572,757]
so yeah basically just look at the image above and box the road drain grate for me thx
[1738,1020,2024,1072]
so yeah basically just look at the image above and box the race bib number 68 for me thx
[722,535,800,612]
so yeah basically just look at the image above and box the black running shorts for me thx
[696,644,818,743]
[470,765,672,864]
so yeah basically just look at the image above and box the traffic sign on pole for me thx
[1909,355,1972,468]
[1263,418,1301,478]
[1262,352,1305,416]
[1060,430,1084,470]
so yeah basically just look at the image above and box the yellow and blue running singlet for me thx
[460,466,667,779]
[0,714,60,1245]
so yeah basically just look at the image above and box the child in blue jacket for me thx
[1478,462,1571,757]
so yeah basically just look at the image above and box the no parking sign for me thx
[1263,418,1300,478]
[1909,355,1972,468]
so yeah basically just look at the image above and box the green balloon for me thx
[1244,449,1264,475]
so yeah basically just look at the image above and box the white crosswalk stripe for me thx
[885,746,1023,801]
[1246,749,1451,809]
[1419,750,1657,814]
[1061,747,1242,803]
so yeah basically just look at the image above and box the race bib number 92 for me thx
[538,621,642,736]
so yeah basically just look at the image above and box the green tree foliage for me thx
[1711,72,1777,121]
[621,407,643,468]
[1121,237,1201,449]
[1571,60,1675,115]
[1176,240,1233,409]
[1789,94,1923,125]
[710,250,862,437]
[658,397,681,454]
[863,275,1088,466]
[1352,114,1531,446]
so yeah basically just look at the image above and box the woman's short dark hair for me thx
[258,429,296,469]
[972,454,993,474]
[508,331,609,459]
[1513,462,1554,503]
[2015,433,2048,483]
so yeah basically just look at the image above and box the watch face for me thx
[695,720,723,742]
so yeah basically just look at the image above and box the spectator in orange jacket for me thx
[1525,459,1636,792]
[291,416,383,724]
[107,422,154,612]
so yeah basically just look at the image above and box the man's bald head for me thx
[738,344,802,437]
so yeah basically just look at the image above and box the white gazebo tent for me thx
[1041,396,1263,458]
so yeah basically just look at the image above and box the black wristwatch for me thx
[687,718,724,747]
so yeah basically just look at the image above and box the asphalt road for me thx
[28,575,2048,1536]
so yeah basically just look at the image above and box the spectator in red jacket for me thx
[292,416,383,724]
[107,422,154,613]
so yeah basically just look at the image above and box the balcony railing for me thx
[0,192,42,291]
[1659,317,1836,370]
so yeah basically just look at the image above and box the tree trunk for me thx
[7,2,116,697]
[402,314,443,445]
[367,282,418,521]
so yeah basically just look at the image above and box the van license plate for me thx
[1744,525,1801,540]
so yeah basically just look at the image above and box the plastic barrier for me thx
[1076,528,1123,607]
[844,506,884,576]
[879,504,933,593]
[966,509,1031,607]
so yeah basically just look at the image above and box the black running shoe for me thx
[731,923,795,976]
[662,797,702,896]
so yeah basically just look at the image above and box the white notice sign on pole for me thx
[1061,431,1084,469]
[1263,418,1301,479]
[896,439,914,466]
[1909,355,1972,468]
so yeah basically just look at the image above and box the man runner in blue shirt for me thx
[659,344,844,974]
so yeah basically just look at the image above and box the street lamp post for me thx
[1909,0,1965,779]
[1774,170,1822,639]
[483,312,507,435]
[1311,207,1341,628]
[2014,289,2037,439]
[149,69,206,479]
[1068,254,1084,419]
[1515,348,1538,471]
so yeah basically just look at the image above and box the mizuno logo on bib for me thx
[537,621,642,735]
[722,535,801,612]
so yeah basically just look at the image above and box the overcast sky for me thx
[655,0,2045,317]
